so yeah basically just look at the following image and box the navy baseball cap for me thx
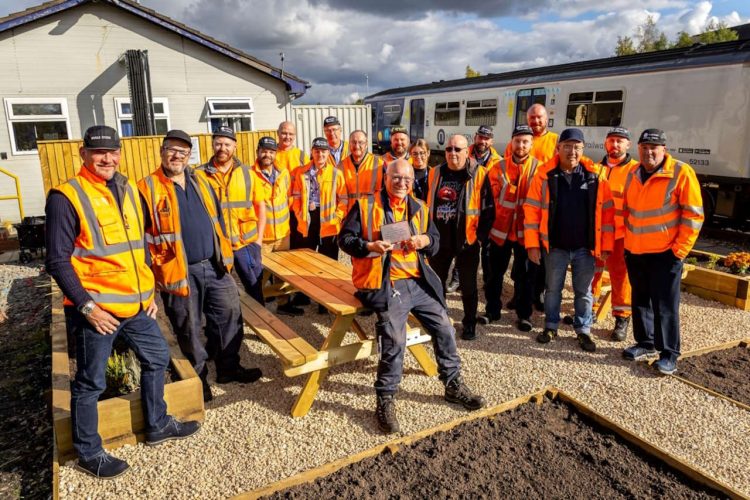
[257,136,277,151]
[559,128,585,143]
[163,129,192,148]
[606,127,631,140]
[638,128,666,145]
[511,125,534,137]
[476,125,493,138]
[323,116,340,127]
[311,137,328,150]
[83,125,120,150]
[213,126,236,141]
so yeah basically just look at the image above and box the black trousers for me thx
[299,208,338,260]
[431,241,480,327]
[624,250,683,362]
[511,245,540,321]
[484,240,518,317]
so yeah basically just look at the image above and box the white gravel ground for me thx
[58,259,750,499]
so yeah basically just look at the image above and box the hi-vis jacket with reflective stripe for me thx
[530,131,559,164]
[426,161,489,245]
[523,155,615,258]
[253,162,292,242]
[468,145,501,168]
[53,168,155,317]
[292,162,348,238]
[196,157,262,250]
[622,153,704,259]
[138,167,234,297]
[487,155,538,246]
[339,153,384,211]
[382,152,413,166]
[327,140,349,168]
[510,155,540,246]
[274,147,309,174]
[596,154,639,240]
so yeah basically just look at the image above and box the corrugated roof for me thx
[0,0,310,96]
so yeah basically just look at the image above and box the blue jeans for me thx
[67,308,170,461]
[233,243,263,304]
[161,260,244,377]
[375,278,461,395]
[543,247,595,334]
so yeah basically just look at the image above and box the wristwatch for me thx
[78,300,96,317]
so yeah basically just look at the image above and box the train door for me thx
[514,88,547,126]
[409,99,425,142]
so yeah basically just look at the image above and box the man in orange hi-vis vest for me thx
[339,159,486,434]
[591,127,639,341]
[621,129,704,375]
[45,126,199,479]
[139,129,261,403]
[275,121,310,249]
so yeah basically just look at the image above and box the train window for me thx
[515,88,546,126]
[435,101,460,126]
[382,104,402,126]
[566,90,623,127]
[465,99,497,126]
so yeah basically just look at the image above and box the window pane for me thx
[120,120,134,137]
[569,92,594,103]
[152,102,165,114]
[239,117,252,131]
[566,104,588,126]
[434,109,459,126]
[120,102,132,115]
[12,121,68,151]
[155,118,169,135]
[466,100,481,108]
[466,106,497,126]
[212,102,251,111]
[533,88,546,96]
[566,102,623,126]
[11,103,63,116]
[595,90,623,102]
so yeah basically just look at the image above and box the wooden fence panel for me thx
[38,130,278,191]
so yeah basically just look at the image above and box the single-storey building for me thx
[0,0,309,221]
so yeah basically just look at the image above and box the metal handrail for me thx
[0,167,24,221]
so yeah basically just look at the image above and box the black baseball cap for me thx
[559,128,585,143]
[213,126,236,141]
[390,126,408,137]
[606,127,631,140]
[257,136,277,151]
[511,125,533,137]
[311,137,328,150]
[638,128,666,145]
[83,125,120,150]
[476,125,493,138]
[323,116,340,127]
[163,129,192,148]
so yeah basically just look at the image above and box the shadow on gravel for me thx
[0,269,52,499]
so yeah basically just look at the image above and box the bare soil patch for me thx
[266,398,725,499]
[678,346,750,407]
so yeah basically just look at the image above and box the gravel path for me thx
[50,258,750,499]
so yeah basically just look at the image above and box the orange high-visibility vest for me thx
[622,153,704,259]
[530,131,558,164]
[292,162,348,238]
[196,157,262,250]
[388,197,421,281]
[511,156,540,245]
[382,152,414,166]
[138,168,234,297]
[254,163,292,242]
[326,140,349,168]
[351,193,429,290]
[53,167,155,317]
[426,162,487,245]
[523,156,615,257]
[339,153,384,211]
[596,155,639,240]
[487,157,524,246]
[468,145,501,167]
[275,147,309,174]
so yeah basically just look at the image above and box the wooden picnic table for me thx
[240,248,438,417]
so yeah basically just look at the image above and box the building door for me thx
[514,88,546,127]
[409,99,425,142]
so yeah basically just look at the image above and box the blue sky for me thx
[1,0,748,103]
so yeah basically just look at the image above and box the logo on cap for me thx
[638,129,666,145]
[323,116,340,127]
[311,137,328,150]
[83,125,120,150]
[512,125,533,137]
[476,125,493,138]
[213,126,236,141]
[606,127,630,140]
[258,136,277,151]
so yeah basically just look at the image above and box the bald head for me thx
[277,121,297,150]
[526,104,549,137]
[445,134,469,170]
[385,159,414,199]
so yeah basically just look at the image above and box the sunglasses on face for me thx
[445,147,464,153]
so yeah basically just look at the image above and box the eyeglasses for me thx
[411,151,427,156]
[165,147,190,158]
[560,144,584,152]
[445,147,464,153]
[389,175,414,185]
[350,140,368,145]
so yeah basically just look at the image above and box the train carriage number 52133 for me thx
[689,159,709,166]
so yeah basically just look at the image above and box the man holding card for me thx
[339,159,486,434]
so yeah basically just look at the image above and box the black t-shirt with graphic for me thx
[434,167,470,247]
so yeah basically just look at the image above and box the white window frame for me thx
[114,97,171,137]
[206,97,255,132]
[4,97,71,156]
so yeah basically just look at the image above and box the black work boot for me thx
[199,367,213,402]
[611,316,630,341]
[375,394,400,433]
[445,377,486,411]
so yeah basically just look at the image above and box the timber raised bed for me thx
[241,388,743,499]
[682,250,749,310]
[50,286,204,464]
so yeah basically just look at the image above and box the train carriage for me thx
[365,40,750,225]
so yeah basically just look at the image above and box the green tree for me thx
[465,65,481,78]
[637,16,669,52]
[697,20,739,44]
[615,35,637,56]
[672,31,694,48]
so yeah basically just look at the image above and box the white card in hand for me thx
[380,221,411,244]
